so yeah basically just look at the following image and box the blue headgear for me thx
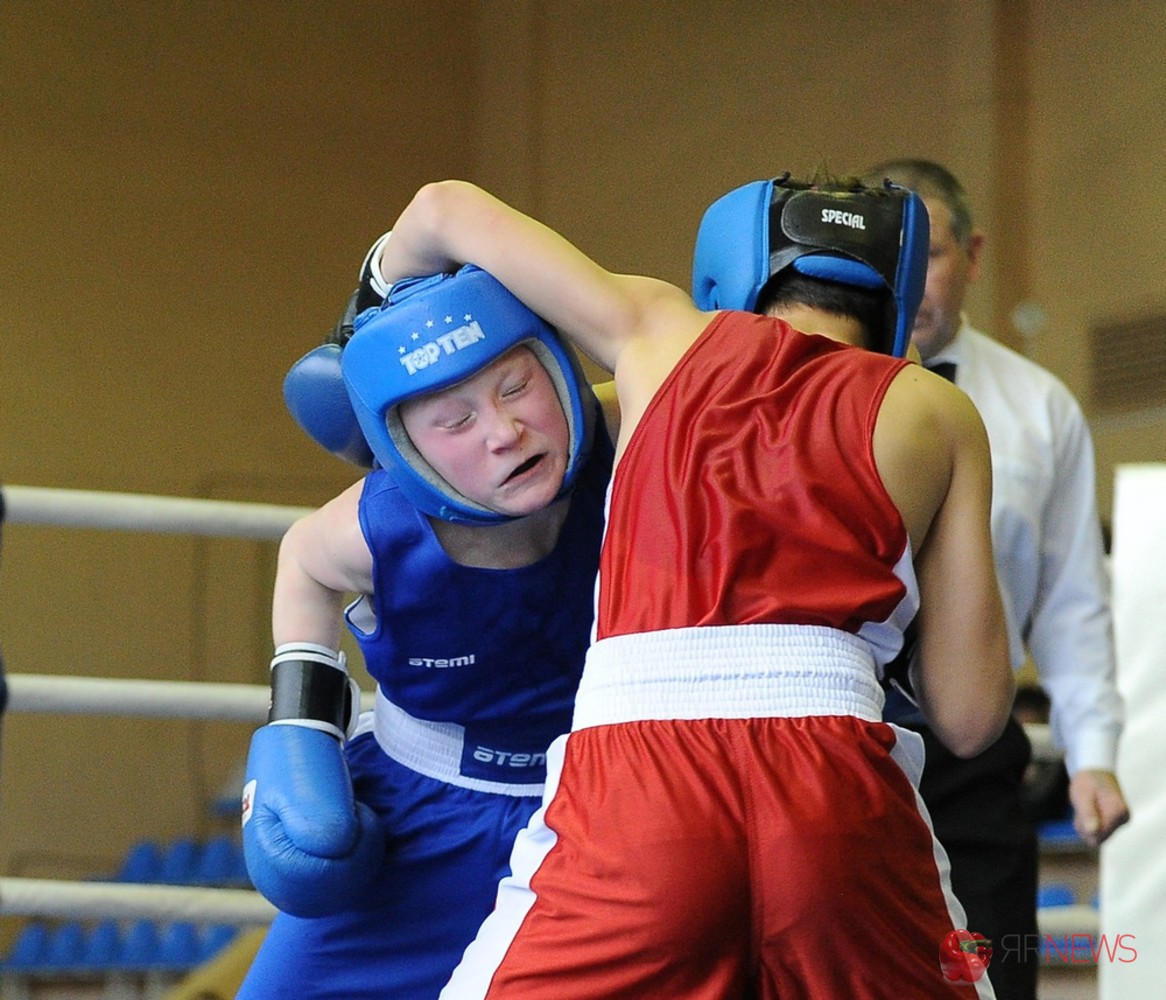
[341,264,594,524]
[691,175,929,357]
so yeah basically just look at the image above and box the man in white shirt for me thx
[864,158,1129,1000]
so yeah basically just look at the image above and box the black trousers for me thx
[909,716,1040,1000]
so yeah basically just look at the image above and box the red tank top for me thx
[597,310,912,642]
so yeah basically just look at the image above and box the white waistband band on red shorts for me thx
[571,624,885,731]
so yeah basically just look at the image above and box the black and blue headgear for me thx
[691,175,929,357]
[340,264,594,525]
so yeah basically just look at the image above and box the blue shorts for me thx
[236,729,542,1000]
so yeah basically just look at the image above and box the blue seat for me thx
[158,837,201,885]
[1037,816,1083,848]
[1042,934,1069,962]
[199,923,240,962]
[43,921,86,970]
[116,839,164,883]
[194,834,245,886]
[155,921,201,971]
[1037,882,1075,907]
[119,919,162,971]
[3,921,50,969]
[80,919,122,971]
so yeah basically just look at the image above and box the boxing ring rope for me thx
[0,669,379,925]
[0,485,322,931]
[6,674,374,722]
[0,879,276,924]
[7,672,1052,758]
[0,484,1069,937]
[1025,722,1057,763]
[8,675,271,722]
[1,484,313,540]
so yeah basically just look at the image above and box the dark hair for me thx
[756,270,886,350]
[756,170,909,350]
[861,158,975,250]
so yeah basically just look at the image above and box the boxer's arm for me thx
[272,480,371,649]
[244,481,383,917]
[592,379,621,443]
[877,367,1014,757]
[377,181,703,378]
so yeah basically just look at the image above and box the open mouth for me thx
[504,455,543,484]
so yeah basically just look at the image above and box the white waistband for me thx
[571,624,885,731]
[366,689,546,797]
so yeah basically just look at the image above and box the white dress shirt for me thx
[928,319,1123,775]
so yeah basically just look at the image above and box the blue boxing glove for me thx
[241,643,384,917]
[283,343,375,467]
[282,232,392,469]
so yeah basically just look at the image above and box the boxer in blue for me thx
[237,254,615,999]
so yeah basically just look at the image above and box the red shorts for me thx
[443,715,994,999]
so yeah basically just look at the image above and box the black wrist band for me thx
[269,658,352,736]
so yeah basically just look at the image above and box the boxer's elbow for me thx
[929,668,1016,759]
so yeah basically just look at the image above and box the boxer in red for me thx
[372,175,1013,999]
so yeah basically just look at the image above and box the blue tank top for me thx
[346,415,612,781]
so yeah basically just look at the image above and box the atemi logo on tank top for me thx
[397,317,487,375]
[408,653,476,669]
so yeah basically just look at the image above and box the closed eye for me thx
[438,411,474,430]
[501,378,530,399]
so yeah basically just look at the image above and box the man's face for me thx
[911,197,983,362]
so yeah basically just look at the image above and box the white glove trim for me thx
[361,231,393,299]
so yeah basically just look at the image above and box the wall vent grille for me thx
[1090,312,1166,413]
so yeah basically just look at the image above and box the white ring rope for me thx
[6,674,375,721]
[1,485,313,540]
[1036,903,1099,939]
[0,485,310,936]
[0,881,1091,936]
[0,878,275,924]
[1025,722,1059,762]
[4,673,1055,758]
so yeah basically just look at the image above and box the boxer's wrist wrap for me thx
[323,232,394,349]
[268,643,359,741]
[361,231,393,299]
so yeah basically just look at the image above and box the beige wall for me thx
[1026,2,1166,513]
[2,0,1164,883]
